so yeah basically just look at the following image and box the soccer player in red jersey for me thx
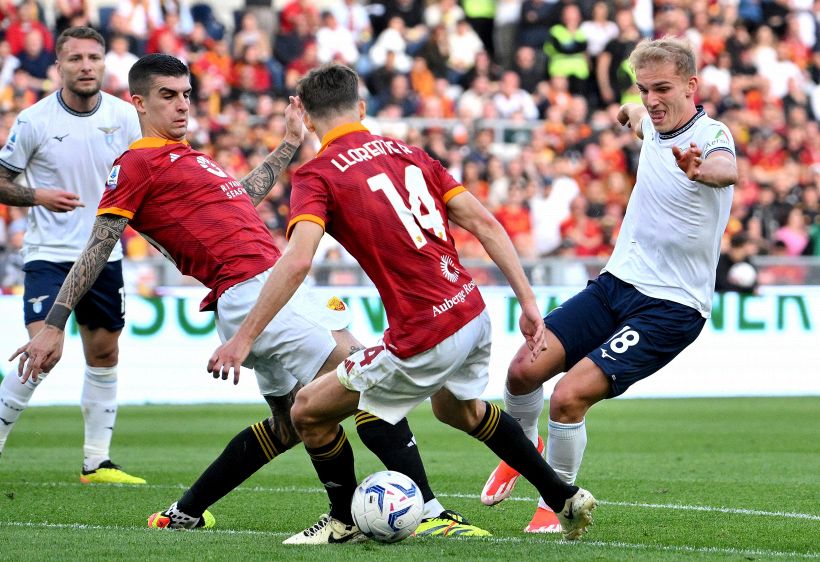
[209,63,598,543]
[11,54,486,536]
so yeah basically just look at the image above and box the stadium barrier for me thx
[1,285,818,405]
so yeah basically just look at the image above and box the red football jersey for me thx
[98,138,280,310]
[288,124,486,358]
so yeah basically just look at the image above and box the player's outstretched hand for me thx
[283,96,305,145]
[672,142,704,181]
[207,335,253,386]
[34,188,83,212]
[519,301,548,361]
[9,325,65,383]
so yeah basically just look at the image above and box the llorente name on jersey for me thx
[331,139,413,172]
[432,280,477,317]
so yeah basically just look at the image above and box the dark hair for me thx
[128,53,189,96]
[296,63,359,120]
[55,26,105,57]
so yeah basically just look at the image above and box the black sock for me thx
[305,426,357,525]
[470,402,578,512]
[355,411,435,504]
[178,420,289,517]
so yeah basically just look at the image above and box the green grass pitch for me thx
[0,397,817,561]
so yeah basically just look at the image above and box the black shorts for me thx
[22,260,125,331]
[544,272,706,397]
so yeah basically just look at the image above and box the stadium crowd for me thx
[0,0,818,292]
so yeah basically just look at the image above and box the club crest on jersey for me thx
[98,126,120,146]
[28,295,49,314]
[197,155,228,178]
[440,255,459,283]
[106,165,121,189]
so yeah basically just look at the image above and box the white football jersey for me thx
[0,90,141,263]
[603,107,734,317]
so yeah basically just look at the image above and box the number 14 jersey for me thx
[288,124,485,359]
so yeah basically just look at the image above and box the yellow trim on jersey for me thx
[97,207,134,219]
[286,214,326,239]
[319,122,369,154]
[128,137,189,150]
[443,185,467,203]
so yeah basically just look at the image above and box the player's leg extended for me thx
[482,330,566,507]
[284,372,364,544]
[0,321,47,456]
[432,390,596,540]
[149,388,302,530]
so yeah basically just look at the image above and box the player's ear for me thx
[686,75,698,98]
[358,99,366,120]
[303,112,315,133]
[131,94,146,114]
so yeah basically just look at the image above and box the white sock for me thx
[422,498,445,519]
[546,418,587,485]
[0,371,42,453]
[504,384,544,445]
[81,365,118,471]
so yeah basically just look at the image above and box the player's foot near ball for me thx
[283,513,367,545]
[481,436,544,506]
[147,501,215,529]
[556,488,597,540]
[79,460,146,484]
[413,509,491,537]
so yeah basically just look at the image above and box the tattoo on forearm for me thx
[0,167,31,206]
[45,215,128,330]
[240,141,299,205]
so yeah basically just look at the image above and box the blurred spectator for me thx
[544,4,590,98]
[458,48,501,89]
[493,70,538,119]
[776,206,811,255]
[446,19,485,83]
[518,0,559,50]
[17,31,54,86]
[55,0,91,35]
[530,157,580,256]
[494,183,535,258]
[493,0,521,69]
[462,0,495,58]
[284,40,319,92]
[424,0,464,35]
[374,73,418,117]
[457,74,494,120]
[6,1,53,56]
[715,232,759,293]
[279,0,319,36]
[232,10,271,60]
[419,23,450,78]
[368,16,411,74]
[316,10,359,67]
[274,12,314,68]
[331,0,372,51]
[559,195,606,256]
[0,40,19,91]
[380,0,427,49]
[161,0,194,36]
[511,45,545,94]
[147,11,185,55]
[111,0,163,53]
[580,2,617,60]
[104,34,139,96]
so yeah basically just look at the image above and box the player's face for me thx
[636,61,697,133]
[56,38,105,99]
[138,75,192,141]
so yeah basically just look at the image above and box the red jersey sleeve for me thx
[97,150,152,220]
[417,150,465,203]
[286,167,333,238]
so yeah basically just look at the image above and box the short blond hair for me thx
[628,37,696,79]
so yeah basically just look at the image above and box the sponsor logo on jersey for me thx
[98,126,121,146]
[326,296,347,311]
[3,130,16,153]
[106,165,121,189]
[702,127,732,154]
[440,254,459,283]
[169,153,180,162]
[52,134,69,142]
[197,155,228,178]
[431,279,476,317]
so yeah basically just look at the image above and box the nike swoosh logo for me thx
[53,134,69,142]
[0,417,13,426]
[327,531,362,544]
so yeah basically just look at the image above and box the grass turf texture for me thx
[0,397,817,561]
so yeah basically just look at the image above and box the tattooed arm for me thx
[239,97,305,206]
[10,214,128,382]
[0,164,83,212]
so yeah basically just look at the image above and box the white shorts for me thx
[215,269,349,397]
[337,310,491,424]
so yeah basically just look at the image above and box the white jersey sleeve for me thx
[0,109,42,174]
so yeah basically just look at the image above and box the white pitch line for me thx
[4,480,820,522]
[0,521,817,559]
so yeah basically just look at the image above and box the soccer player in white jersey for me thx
[481,37,738,532]
[0,27,144,484]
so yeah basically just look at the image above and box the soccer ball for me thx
[350,470,424,543]
[727,261,757,289]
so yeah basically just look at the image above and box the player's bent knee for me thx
[549,386,589,423]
